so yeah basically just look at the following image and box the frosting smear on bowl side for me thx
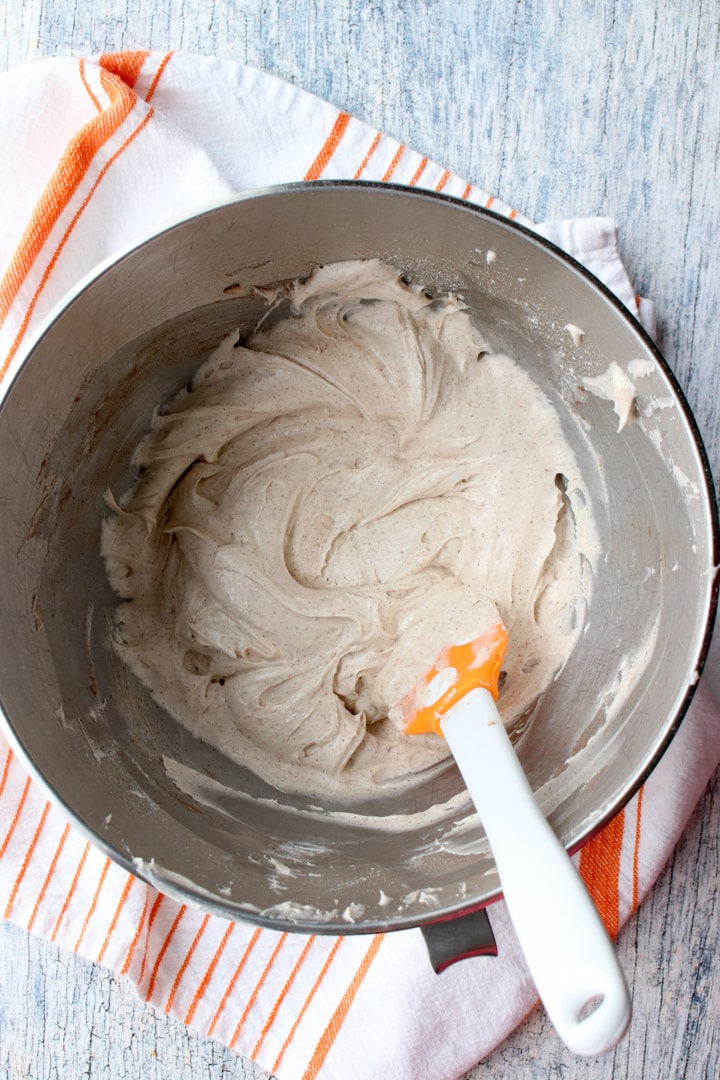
[101,260,599,799]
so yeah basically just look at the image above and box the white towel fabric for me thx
[0,50,717,1080]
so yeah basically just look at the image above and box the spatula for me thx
[399,622,631,1056]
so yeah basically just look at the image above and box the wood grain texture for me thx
[1,1,720,1077]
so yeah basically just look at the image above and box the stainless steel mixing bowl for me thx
[0,182,716,940]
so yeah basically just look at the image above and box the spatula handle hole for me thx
[578,994,605,1023]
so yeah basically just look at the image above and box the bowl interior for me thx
[0,183,715,931]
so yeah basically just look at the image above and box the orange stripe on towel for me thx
[0,105,154,382]
[302,935,384,1080]
[144,51,174,103]
[0,67,136,332]
[251,935,316,1059]
[631,785,645,913]
[50,840,91,941]
[164,913,211,1014]
[183,920,236,1026]
[73,856,111,952]
[120,886,150,976]
[408,157,427,186]
[579,809,625,937]
[0,747,13,799]
[98,50,150,89]
[0,774,32,860]
[435,169,450,192]
[79,58,102,111]
[27,820,71,931]
[272,937,344,1073]
[304,112,351,180]
[382,145,404,182]
[145,904,188,1003]
[139,892,165,983]
[228,933,289,1048]
[207,926,263,1036]
[96,873,136,964]
[3,799,51,918]
[353,132,381,178]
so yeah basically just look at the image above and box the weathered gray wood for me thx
[1,1,720,1077]
[0,917,270,1079]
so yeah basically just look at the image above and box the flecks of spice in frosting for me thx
[102,259,598,801]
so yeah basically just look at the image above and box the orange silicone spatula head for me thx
[401,622,509,736]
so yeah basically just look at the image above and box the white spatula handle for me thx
[441,687,631,1057]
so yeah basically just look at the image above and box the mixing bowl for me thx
[0,182,716,944]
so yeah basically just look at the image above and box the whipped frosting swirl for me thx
[102,260,597,799]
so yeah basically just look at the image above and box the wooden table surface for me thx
[1,2,720,1077]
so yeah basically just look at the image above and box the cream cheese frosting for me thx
[102,260,598,800]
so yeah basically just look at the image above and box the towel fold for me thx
[0,50,717,1080]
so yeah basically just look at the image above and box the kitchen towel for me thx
[0,51,718,1080]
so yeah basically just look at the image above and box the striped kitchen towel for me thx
[0,51,718,1080]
